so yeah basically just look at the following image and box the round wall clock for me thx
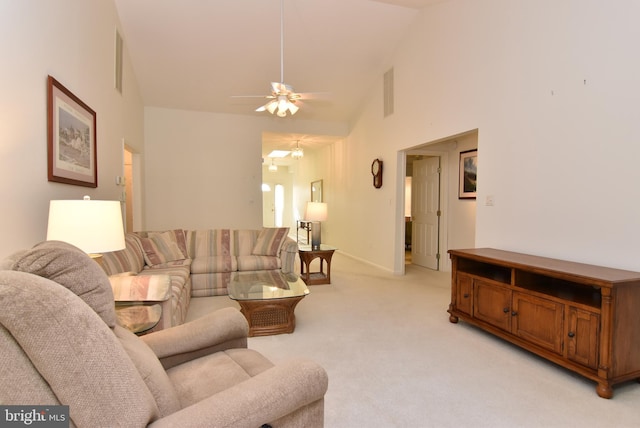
[371,158,383,188]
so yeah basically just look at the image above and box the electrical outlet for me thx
[485,195,495,206]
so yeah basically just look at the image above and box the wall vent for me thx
[115,29,123,94]
[383,67,394,117]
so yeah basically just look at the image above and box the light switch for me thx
[485,195,495,206]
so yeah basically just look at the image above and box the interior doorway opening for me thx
[123,145,142,232]
[396,129,478,275]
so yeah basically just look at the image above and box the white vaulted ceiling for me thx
[114,0,445,124]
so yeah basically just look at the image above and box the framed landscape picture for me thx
[458,149,477,199]
[47,75,97,187]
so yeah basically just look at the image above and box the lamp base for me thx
[311,222,322,250]
[89,253,104,269]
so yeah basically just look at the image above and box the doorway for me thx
[123,145,142,232]
[397,129,479,275]
[411,156,441,270]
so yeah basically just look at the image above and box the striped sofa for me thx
[101,228,297,331]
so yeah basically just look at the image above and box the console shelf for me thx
[448,248,640,398]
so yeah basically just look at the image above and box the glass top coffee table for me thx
[228,271,309,337]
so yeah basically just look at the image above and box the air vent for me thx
[383,67,394,117]
[115,29,123,93]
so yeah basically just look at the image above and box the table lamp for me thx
[47,196,126,265]
[305,202,327,250]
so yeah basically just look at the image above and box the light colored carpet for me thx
[186,252,640,428]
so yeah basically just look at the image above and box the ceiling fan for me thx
[233,0,324,117]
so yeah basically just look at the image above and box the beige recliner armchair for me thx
[0,241,328,427]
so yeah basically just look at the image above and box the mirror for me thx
[311,179,323,202]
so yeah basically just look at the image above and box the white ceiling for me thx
[114,0,444,161]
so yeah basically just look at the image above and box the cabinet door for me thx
[473,280,511,331]
[512,292,564,354]
[567,307,599,369]
[456,273,473,316]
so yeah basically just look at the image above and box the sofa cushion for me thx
[191,256,237,274]
[9,240,117,328]
[110,274,172,302]
[101,233,145,275]
[185,229,234,258]
[140,230,188,267]
[252,227,289,256]
[237,256,281,271]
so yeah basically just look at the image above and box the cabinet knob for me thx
[463,293,469,298]
[568,331,575,338]
[511,311,518,316]
[503,308,509,313]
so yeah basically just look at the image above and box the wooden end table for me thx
[299,244,336,285]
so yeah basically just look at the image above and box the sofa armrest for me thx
[141,307,249,369]
[110,274,171,303]
[279,237,298,273]
[148,358,328,428]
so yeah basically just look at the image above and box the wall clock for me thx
[371,158,383,188]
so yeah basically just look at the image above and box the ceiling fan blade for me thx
[294,91,331,100]
[231,95,273,99]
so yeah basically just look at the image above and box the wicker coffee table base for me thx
[237,296,305,337]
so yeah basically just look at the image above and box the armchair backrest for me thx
[0,270,159,427]
[1,241,182,426]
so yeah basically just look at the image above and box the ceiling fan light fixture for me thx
[288,102,299,115]
[266,101,278,114]
[268,158,278,172]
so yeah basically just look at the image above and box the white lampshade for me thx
[305,202,327,222]
[47,197,125,254]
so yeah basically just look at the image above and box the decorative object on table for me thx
[296,220,312,245]
[311,179,323,202]
[46,196,125,265]
[305,202,327,250]
[458,149,477,199]
[47,75,97,187]
[371,158,383,188]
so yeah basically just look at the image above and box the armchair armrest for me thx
[141,307,249,369]
[148,358,328,428]
[110,274,171,303]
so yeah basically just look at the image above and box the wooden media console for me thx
[448,248,640,398]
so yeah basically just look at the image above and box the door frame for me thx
[394,149,450,275]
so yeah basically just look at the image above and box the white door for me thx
[411,157,440,269]
[262,183,275,227]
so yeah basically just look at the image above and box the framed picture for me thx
[458,149,477,199]
[47,75,97,187]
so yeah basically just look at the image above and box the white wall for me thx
[322,0,640,271]
[0,0,144,259]
[143,107,348,231]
